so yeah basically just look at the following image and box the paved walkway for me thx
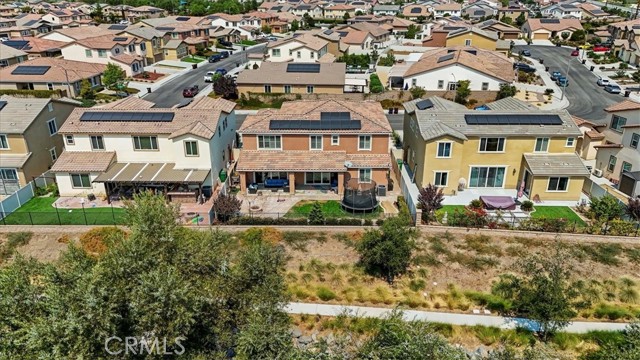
[285,302,630,333]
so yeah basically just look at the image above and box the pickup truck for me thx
[204,71,216,82]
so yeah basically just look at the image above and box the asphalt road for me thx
[513,45,621,123]
[144,44,267,108]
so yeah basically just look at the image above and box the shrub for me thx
[79,227,126,255]
[607,219,637,236]
[408,278,426,292]
[409,86,426,99]
[316,287,337,301]
[544,88,554,96]
[418,184,444,224]
[0,89,63,98]
[518,217,567,233]
[469,199,483,210]
[520,200,534,212]
[363,219,373,226]
[593,303,632,320]
[464,291,512,313]
[369,74,384,93]
[213,193,242,222]
[308,201,325,225]
[626,198,640,222]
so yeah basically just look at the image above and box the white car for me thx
[204,71,215,82]
[597,78,610,86]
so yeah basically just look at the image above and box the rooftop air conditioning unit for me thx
[592,168,603,178]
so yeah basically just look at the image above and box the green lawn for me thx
[3,197,126,226]
[285,200,382,219]
[531,206,585,226]
[181,56,206,63]
[238,39,257,46]
[435,205,466,216]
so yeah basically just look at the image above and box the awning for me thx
[94,162,210,184]
[0,153,31,168]
[523,153,590,176]
[237,150,347,172]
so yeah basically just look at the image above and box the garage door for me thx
[533,32,548,40]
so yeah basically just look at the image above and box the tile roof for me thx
[586,130,605,140]
[97,96,155,110]
[17,37,66,53]
[605,100,640,112]
[484,97,537,111]
[0,57,106,84]
[346,153,393,169]
[50,151,116,172]
[0,43,27,60]
[447,26,498,40]
[183,96,236,113]
[123,26,164,39]
[236,62,346,86]
[239,100,391,134]
[341,30,370,44]
[72,34,139,49]
[403,96,467,113]
[523,153,590,176]
[110,53,143,65]
[268,33,328,51]
[163,39,185,49]
[525,18,583,32]
[571,115,597,127]
[44,26,117,40]
[237,150,348,172]
[434,3,462,11]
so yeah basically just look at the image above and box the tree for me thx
[405,24,419,39]
[632,70,640,83]
[582,322,640,360]
[409,86,426,99]
[588,195,625,221]
[355,216,416,284]
[501,15,514,25]
[343,12,350,20]
[515,12,526,26]
[492,244,580,340]
[90,4,104,22]
[418,184,444,224]
[102,62,126,90]
[416,15,426,23]
[496,83,517,99]
[356,10,364,16]
[290,19,299,32]
[213,75,238,99]
[454,80,471,105]
[213,193,242,222]
[378,51,395,66]
[303,13,315,28]
[561,32,570,40]
[625,198,640,221]
[78,79,95,100]
[261,24,271,34]
[570,29,586,41]
[308,201,325,225]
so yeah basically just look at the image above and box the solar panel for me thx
[286,63,320,73]
[156,27,175,31]
[176,16,190,21]
[3,40,30,50]
[108,24,128,30]
[410,7,421,13]
[11,66,50,75]
[540,19,560,24]
[23,19,38,26]
[415,99,433,110]
[464,114,563,126]
[0,101,6,111]
[79,112,175,122]
[474,10,486,15]
[269,119,362,130]
[437,53,455,63]
[464,49,477,55]
[320,112,350,121]
[112,37,128,41]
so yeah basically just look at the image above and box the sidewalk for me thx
[128,60,193,94]
[285,302,630,333]
[516,55,569,111]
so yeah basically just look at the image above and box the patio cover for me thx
[523,153,590,176]
[480,196,516,210]
[237,150,348,172]
[94,162,210,184]
[0,153,31,168]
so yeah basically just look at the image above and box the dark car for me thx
[182,85,199,97]
[514,63,536,73]
[208,54,222,63]
[218,39,232,47]
[215,68,227,75]
[571,49,579,56]
[556,77,569,87]
[520,49,531,56]
[550,71,562,80]
[219,50,230,58]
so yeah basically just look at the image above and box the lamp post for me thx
[51,64,72,97]
[560,56,578,101]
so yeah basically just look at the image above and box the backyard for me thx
[435,204,586,227]
[285,200,382,219]
[2,197,126,226]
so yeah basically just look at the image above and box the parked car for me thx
[597,78,610,86]
[204,71,216,82]
[550,71,562,80]
[219,50,230,58]
[514,63,536,73]
[218,39,232,47]
[593,45,610,52]
[215,68,227,75]
[579,44,593,50]
[571,49,579,56]
[556,77,569,87]
[520,49,531,56]
[267,36,279,41]
[115,91,129,98]
[208,54,222,63]
[604,84,622,94]
[182,85,199,97]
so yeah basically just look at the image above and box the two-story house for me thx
[267,34,329,62]
[60,34,147,76]
[126,5,165,23]
[402,96,589,201]
[541,3,582,20]
[236,100,393,195]
[121,26,167,64]
[372,5,401,16]
[0,96,78,194]
[433,3,462,18]
[324,4,356,19]
[50,96,237,201]
[497,5,528,23]
[208,13,260,40]
[0,43,27,67]
[139,16,211,52]
[290,3,324,19]
[42,9,93,27]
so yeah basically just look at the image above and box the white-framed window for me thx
[437,80,444,89]
[358,135,372,150]
[547,177,569,192]
[296,51,301,58]
[70,173,91,188]
[0,134,8,149]
[465,39,472,46]
[257,135,282,150]
[448,82,457,91]
[284,85,291,94]
[309,135,322,150]
[305,172,331,184]
[49,147,57,161]
[272,48,281,57]
[436,142,451,158]
[434,171,448,187]
[184,140,198,156]
[0,168,18,181]
[566,137,575,147]
[469,166,506,188]
[481,82,489,91]
[331,135,339,145]
[307,85,314,94]
[128,44,135,52]
[479,137,505,152]
[47,83,54,90]
[47,103,53,112]
[132,63,139,72]
[358,168,372,183]
[411,78,417,87]
[85,49,92,57]
[47,118,57,136]
[65,135,74,145]
[98,49,107,57]
[132,136,158,150]
[264,85,272,93]
[90,135,104,150]
[622,161,632,174]
[610,115,627,132]
[630,133,639,149]
[608,155,617,172]
[534,137,549,152]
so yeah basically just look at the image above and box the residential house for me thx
[0,57,105,97]
[398,47,515,92]
[392,17,428,40]
[121,26,167,64]
[13,13,60,36]
[571,115,604,161]
[576,3,609,20]
[51,97,238,200]
[402,96,588,201]
[236,62,346,96]
[0,96,78,194]
[42,9,94,27]
[423,26,509,53]
[594,100,640,189]
[337,22,391,49]
[0,6,18,17]
[306,28,343,58]
[433,3,462,18]
[266,34,329,62]
[236,100,393,195]
[138,16,210,52]
[162,39,188,60]
[324,4,356,19]
[2,37,65,58]
[126,6,165,23]
[497,5,528,23]
[0,43,27,67]
[339,30,376,55]
[462,3,497,23]
[40,26,118,42]
[401,4,430,20]
[477,19,521,40]
[610,20,640,65]
[350,1,372,15]
[290,3,324,19]
[208,13,259,40]
[608,18,640,41]
[372,4,401,16]
[521,18,583,40]
[541,3,582,20]
[60,34,147,76]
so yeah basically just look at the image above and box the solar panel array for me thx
[23,19,39,26]
[108,24,128,30]
[176,16,190,21]
[320,111,350,121]
[415,99,434,110]
[286,63,320,73]
[80,112,175,122]
[269,119,362,130]
[3,40,30,50]
[11,66,50,75]
[437,53,455,63]
[474,10,486,15]
[464,49,477,55]
[157,26,175,31]
[464,114,563,126]
[410,7,422,13]
[0,101,7,111]
[113,37,129,42]
[540,19,560,24]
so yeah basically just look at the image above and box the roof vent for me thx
[344,161,353,168]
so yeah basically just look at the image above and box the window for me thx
[534,137,549,152]
[310,135,322,150]
[608,155,617,172]
[610,115,627,132]
[307,85,314,94]
[49,147,57,161]
[85,49,92,57]
[296,51,301,58]
[71,173,91,188]
[184,140,198,156]
[132,63,139,72]
[128,44,135,52]
[310,51,315,59]
[481,82,489,91]
[331,135,339,145]
[65,135,74,145]
[469,166,506,188]
[0,135,8,149]
[272,48,280,57]
[358,168,372,183]
[140,43,146,51]
[0,168,18,181]
[358,135,372,150]
[90,135,104,150]
[47,103,53,112]
[622,161,632,174]
[565,137,575,147]
[264,85,272,93]
[547,177,569,191]
[114,48,120,54]
[133,136,158,150]
[47,83,54,90]
[448,82,457,91]
[98,49,107,57]
[434,171,448,187]
[284,85,292,94]
[479,137,505,152]
[437,80,444,89]
[218,126,221,137]
[630,133,639,149]
[436,142,451,158]
[258,135,281,149]
[47,118,57,135]
[412,79,417,87]
[465,39,472,46]
[305,172,331,184]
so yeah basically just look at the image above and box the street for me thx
[143,44,266,108]
[513,45,621,122]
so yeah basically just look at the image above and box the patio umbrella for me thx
[518,180,525,199]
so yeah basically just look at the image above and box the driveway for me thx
[143,44,266,108]
[513,45,621,123]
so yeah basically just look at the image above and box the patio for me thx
[441,188,589,207]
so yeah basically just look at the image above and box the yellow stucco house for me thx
[445,27,510,54]
[162,39,188,60]
[402,97,589,202]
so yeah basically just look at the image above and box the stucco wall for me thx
[404,64,510,91]
[446,34,497,51]
[241,134,390,153]
[56,172,106,197]
[529,175,584,201]
[238,85,344,95]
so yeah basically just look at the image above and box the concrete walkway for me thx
[285,302,630,333]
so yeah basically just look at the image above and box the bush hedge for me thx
[369,74,383,93]
[0,89,64,98]
[225,216,367,226]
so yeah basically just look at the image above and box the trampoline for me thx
[342,178,379,212]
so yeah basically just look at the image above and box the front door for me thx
[523,169,532,197]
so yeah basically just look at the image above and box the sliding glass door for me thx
[469,167,506,188]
